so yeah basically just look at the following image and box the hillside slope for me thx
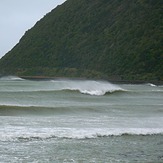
[0,0,162,80]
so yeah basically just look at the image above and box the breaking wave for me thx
[0,76,25,81]
[58,80,125,96]
[145,83,157,87]
[0,78,124,96]
[1,128,163,142]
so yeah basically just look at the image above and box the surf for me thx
[51,79,124,96]
[0,76,25,81]
[0,77,125,96]
[1,127,163,142]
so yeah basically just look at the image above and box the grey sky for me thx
[0,0,66,58]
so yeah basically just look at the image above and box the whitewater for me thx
[0,76,163,163]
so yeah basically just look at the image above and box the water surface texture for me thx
[0,76,163,162]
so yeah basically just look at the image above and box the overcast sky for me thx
[0,0,66,59]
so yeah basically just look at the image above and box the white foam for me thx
[146,83,157,87]
[1,127,163,141]
[0,76,25,81]
[58,80,124,96]
[0,79,124,95]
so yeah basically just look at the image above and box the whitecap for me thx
[0,76,25,81]
[146,83,157,87]
[1,127,163,142]
[51,79,125,96]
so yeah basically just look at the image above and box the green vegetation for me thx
[0,0,162,81]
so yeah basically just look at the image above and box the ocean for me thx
[0,76,163,163]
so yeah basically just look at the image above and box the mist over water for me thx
[0,76,163,162]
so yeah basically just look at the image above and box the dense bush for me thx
[0,0,162,80]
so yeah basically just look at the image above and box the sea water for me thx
[0,76,163,163]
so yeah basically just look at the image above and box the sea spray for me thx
[51,79,124,96]
[0,77,124,95]
[0,76,25,81]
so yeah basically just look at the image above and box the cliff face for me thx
[0,0,162,80]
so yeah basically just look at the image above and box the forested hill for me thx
[0,0,162,81]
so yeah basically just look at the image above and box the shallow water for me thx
[0,76,163,162]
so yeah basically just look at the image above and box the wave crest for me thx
[0,76,25,81]
[146,83,157,87]
[0,78,124,95]
[1,128,163,142]
[55,80,124,96]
